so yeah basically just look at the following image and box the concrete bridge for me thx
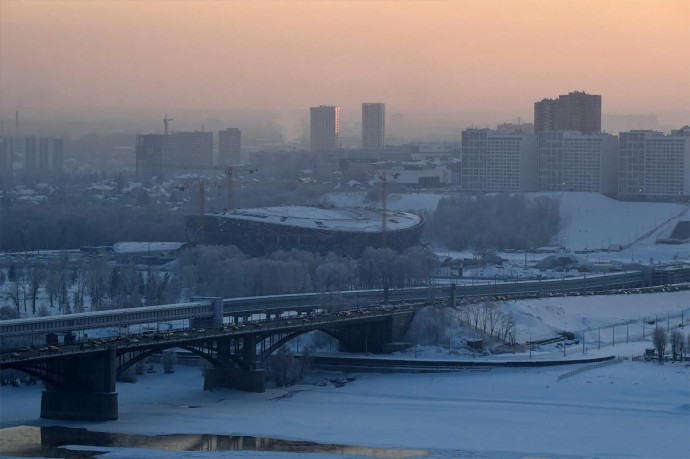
[1,304,417,422]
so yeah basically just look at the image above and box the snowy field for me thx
[2,192,689,458]
[1,356,688,459]
[2,291,690,458]
[323,191,690,260]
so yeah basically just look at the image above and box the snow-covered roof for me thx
[211,206,423,233]
[113,242,187,254]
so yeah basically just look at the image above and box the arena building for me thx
[185,206,424,257]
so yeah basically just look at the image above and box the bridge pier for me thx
[40,348,118,421]
[203,335,265,393]
[337,311,415,353]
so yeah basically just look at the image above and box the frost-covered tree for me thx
[27,263,47,315]
[653,327,667,362]
[670,330,684,361]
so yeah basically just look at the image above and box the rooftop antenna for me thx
[15,111,19,137]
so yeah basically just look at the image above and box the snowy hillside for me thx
[323,191,690,260]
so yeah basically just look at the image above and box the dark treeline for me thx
[177,245,437,299]
[426,193,561,251]
[0,198,185,252]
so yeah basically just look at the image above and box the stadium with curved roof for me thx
[185,206,424,257]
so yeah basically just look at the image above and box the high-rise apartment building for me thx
[218,128,242,166]
[535,92,601,134]
[310,105,340,152]
[461,129,537,192]
[618,129,690,199]
[135,130,213,181]
[135,134,167,182]
[168,131,214,168]
[362,103,385,149]
[537,131,617,193]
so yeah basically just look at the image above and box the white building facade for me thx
[618,129,690,199]
[461,129,537,192]
[537,131,618,193]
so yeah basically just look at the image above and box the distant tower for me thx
[218,128,242,166]
[362,103,385,149]
[135,134,167,182]
[534,91,601,134]
[310,105,340,152]
[168,131,214,168]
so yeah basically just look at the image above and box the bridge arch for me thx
[115,343,248,377]
[0,363,70,390]
[258,328,352,361]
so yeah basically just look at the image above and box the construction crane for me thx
[224,164,257,211]
[163,114,174,135]
[172,163,257,245]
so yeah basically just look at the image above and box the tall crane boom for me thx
[164,114,174,135]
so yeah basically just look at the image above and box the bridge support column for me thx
[243,334,257,367]
[203,335,265,393]
[40,348,118,421]
[337,311,416,353]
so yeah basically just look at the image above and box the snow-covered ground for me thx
[2,192,689,458]
[1,354,688,458]
[323,191,690,261]
[2,291,690,458]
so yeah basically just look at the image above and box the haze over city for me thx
[1,0,689,136]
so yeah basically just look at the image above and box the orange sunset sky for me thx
[0,0,688,126]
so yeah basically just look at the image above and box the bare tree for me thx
[266,347,299,387]
[652,327,667,362]
[3,263,25,313]
[27,263,47,315]
[162,349,177,374]
[484,302,502,338]
[670,330,684,361]
[466,302,482,332]
[87,256,109,310]
[498,311,516,344]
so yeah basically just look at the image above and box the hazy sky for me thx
[1,0,689,124]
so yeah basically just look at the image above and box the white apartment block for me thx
[461,129,537,192]
[619,129,690,199]
[537,131,618,193]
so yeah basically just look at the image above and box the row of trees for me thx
[406,303,517,349]
[0,254,181,314]
[652,327,689,362]
[176,245,438,299]
[0,198,186,252]
[0,244,438,315]
[426,193,561,251]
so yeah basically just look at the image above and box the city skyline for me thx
[1,0,688,128]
